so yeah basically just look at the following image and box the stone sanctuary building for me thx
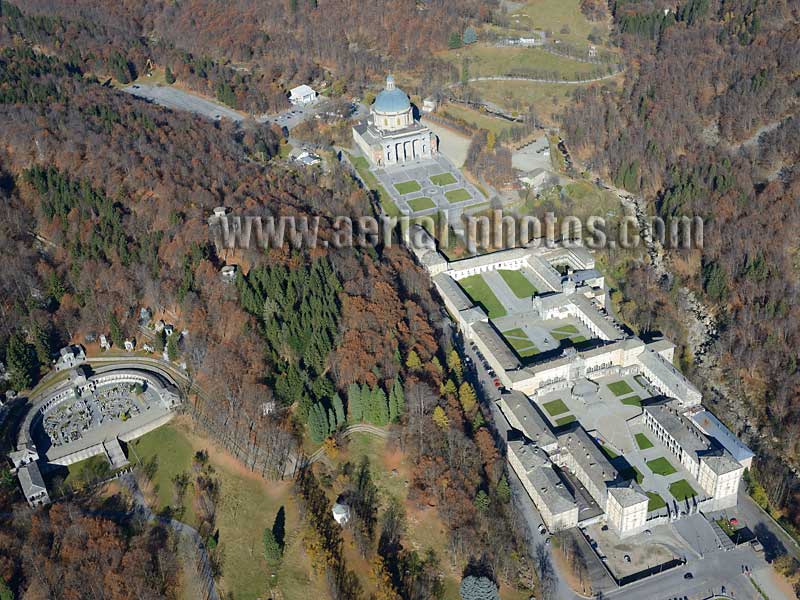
[353,75,437,167]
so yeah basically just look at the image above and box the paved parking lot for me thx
[123,84,244,122]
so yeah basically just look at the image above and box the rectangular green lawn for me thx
[670,479,697,501]
[498,269,538,298]
[607,380,634,397]
[542,398,570,417]
[394,180,421,195]
[407,197,435,211]
[647,492,667,511]
[502,332,540,358]
[555,415,576,426]
[635,433,654,450]
[445,188,472,203]
[430,172,458,186]
[621,395,643,407]
[458,275,507,318]
[647,457,677,476]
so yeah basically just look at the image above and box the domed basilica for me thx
[353,75,438,167]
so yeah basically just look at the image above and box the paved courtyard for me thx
[586,521,690,578]
[370,154,487,217]
[529,372,708,516]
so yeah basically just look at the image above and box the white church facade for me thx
[353,75,437,167]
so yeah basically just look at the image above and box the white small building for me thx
[332,501,351,525]
[422,97,437,113]
[164,324,175,337]
[55,345,86,371]
[289,84,317,106]
[519,168,557,194]
[99,335,111,350]
[154,320,165,333]
[295,150,321,166]
[212,206,228,219]
[124,339,135,352]
[143,343,155,353]
[221,265,237,281]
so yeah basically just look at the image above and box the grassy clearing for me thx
[669,479,697,501]
[621,395,643,407]
[458,274,507,318]
[555,415,576,426]
[635,433,654,450]
[607,380,634,397]
[430,172,458,186]
[647,492,667,511]
[442,44,599,79]
[515,0,604,46]
[445,188,473,203]
[440,103,524,137]
[130,423,321,600]
[408,197,435,211]
[498,269,538,298]
[348,153,400,217]
[63,454,112,488]
[394,180,421,195]
[468,77,622,125]
[278,142,293,159]
[647,457,677,476]
[542,398,570,417]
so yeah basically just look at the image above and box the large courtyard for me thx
[368,153,487,217]
[532,372,707,516]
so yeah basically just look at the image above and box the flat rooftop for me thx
[687,408,754,465]
[498,390,557,449]
[472,321,522,370]
[558,424,620,493]
[638,348,701,403]
[644,399,709,455]
[432,273,473,312]
[508,439,577,515]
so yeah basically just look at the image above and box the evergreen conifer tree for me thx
[332,393,346,427]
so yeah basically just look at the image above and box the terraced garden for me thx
[502,327,540,358]
[550,323,587,344]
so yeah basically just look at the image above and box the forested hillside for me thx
[0,12,530,597]
[4,0,493,112]
[562,0,800,522]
